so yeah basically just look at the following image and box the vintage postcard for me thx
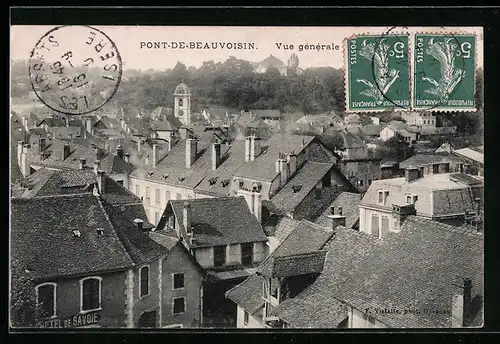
[10,24,484,330]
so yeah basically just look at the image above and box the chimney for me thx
[20,143,31,177]
[152,144,158,168]
[185,137,198,169]
[62,144,71,160]
[96,170,106,194]
[278,154,289,186]
[17,141,25,165]
[405,168,420,182]
[22,116,28,131]
[124,152,130,163]
[327,211,346,229]
[392,204,416,232]
[244,136,251,162]
[249,135,261,161]
[452,278,473,327]
[79,158,86,170]
[85,117,92,133]
[137,139,141,152]
[120,118,125,129]
[116,145,124,159]
[94,160,101,175]
[237,188,262,223]
[183,202,192,234]
[212,142,221,171]
[287,150,297,177]
[167,131,174,151]
[252,191,262,223]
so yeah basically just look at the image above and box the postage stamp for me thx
[28,25,122,116]
[413,33,476,111]
[345,33,411,112]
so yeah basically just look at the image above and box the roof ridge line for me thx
[274,250,328,260]
[30,192,93,199]
[95,197,135,267]
[407,216,483,238]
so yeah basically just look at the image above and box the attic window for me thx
[96,228,104,236]
[292,185,303,193]
[162,173,169,179]
[178,176,186,182]
[209,177,218,186]
[378,190,389,205]
[221,179,230,187]
[73,230,81,238]
[147,171,154,176]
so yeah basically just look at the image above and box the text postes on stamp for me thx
[346,34,410,113]
[29,26,122,116]
[413,34,476,111]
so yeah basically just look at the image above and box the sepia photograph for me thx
[9,21,484,330]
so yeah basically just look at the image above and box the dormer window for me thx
[378,190,389,205]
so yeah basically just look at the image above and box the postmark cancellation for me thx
[28,25,123,116]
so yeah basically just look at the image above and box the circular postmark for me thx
[29,25,122,116]
[370,27,412,111]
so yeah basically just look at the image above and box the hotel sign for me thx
[38,311,101,328]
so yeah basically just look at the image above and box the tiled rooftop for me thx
[274,216,483,328]
[11,194,164,281]
[233,135,315,182]
[269,161,334,214]
[315,192,361,230]
[163,196,268,248]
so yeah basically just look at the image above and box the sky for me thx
[11,26,483,71]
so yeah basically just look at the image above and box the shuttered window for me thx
[81,278,101,311]
[140,266,150,297]
[381,216,389,237]
[371,214,380,237]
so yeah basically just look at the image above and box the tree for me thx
[380,133,414,161]
[10,263,39,328]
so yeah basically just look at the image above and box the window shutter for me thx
[381,216,389,237]
[371,214,380,237]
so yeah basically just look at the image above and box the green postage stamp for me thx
[345,32,477,112]
[346,34,411,112]
[414,33,476,111]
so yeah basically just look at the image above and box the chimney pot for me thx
[152,144,158,168]
[212,142,221,171]
[452,278,473,327]
[185,138,198,169]
[63,144,71,160]
[116,145,124,159]
[183,201,192,234]
[244,136,251,162]
[96,170,106,194]
[327,214,346,229]
[79,158,86,170]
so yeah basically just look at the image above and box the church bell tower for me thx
[174,81,191,125]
